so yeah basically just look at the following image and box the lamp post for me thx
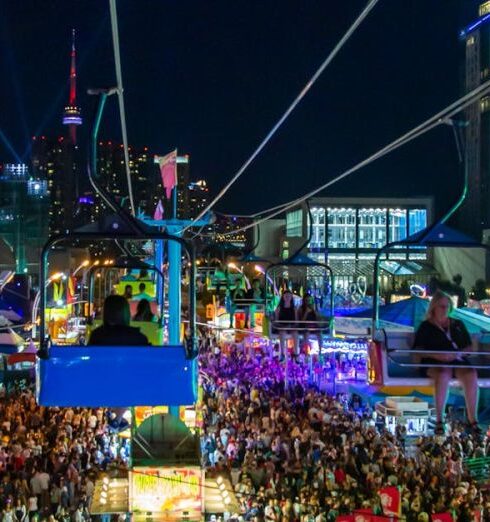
[227,262,251,290]
[73,259,90,277]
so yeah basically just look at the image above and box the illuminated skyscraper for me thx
[459,2,490,238]
[62,29,82,145]
[31,135,78,235]
[188,180,209,218]
[0,163,48,272]
[29,31,83,236]
[96,142,158,217]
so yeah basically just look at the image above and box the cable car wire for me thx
[184,0,380,232]
[109,0,136,217]
[219,78,490,237]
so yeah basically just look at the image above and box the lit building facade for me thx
[458,2,490,238]
[0,163,49,272]
[188,180,209,218]
[284,197,432,289]
[30,136,80,236]
[212,215,254,249]
[96,142,158,218]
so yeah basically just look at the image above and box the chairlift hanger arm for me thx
[86,90,142,235]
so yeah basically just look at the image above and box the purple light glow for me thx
[63,116,82,125]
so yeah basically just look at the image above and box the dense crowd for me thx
[0,390,128,522]
[0,327,487,521]
[200,341,490,521]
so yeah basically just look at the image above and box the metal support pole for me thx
[155,240,164,312]
[167,224,181,346]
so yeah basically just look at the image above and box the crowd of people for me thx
[0,389,127,522]
[200,339,490,521]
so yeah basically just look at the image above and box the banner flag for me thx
[153,199,164,220]
[379,486,401,517]
[156,150,177,199]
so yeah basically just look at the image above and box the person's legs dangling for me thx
[427,367,452,423]
[455,367,479,424]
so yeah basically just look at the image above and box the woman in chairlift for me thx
[413,290,480,436]
[274,290,299,357]
[133,298,156,322]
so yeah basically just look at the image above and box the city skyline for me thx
[0,1,482,217]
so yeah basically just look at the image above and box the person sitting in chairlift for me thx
[132,299,156,323]
[133,282,153,301]
[88,295,149,346]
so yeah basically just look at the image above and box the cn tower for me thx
[62,29,82,144]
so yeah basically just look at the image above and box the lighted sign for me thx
[134,406,169,427]
[134,405,200,430]
[130,467,203,517]
[480,1,490,16]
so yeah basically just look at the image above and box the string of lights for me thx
[220,77,490,237]
[184,0,380,232]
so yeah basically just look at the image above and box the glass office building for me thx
[285,197,432,290]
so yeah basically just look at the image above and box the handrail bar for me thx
[387,359,490,370]
[271,320,331,332]
[387,348,490,356]
[232,299,266,304]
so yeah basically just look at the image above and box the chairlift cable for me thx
[109,0,136,217]
[184,0,380,232]
[221,78,490,237]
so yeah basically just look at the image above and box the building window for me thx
[286,209,303,237]
[358,208,387,249]
[308,207,326,249]
[308,252,325,264]
[327,207,356,248]
[389,209,407,243]
[481,96,490,113]
[408,209,427,235]
[467,35,476,46]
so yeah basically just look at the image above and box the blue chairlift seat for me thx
[36,345,197,407]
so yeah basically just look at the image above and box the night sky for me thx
[0,1,482,216]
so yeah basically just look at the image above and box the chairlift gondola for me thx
[265,252,335,343]
[369,223,490,387]
[36,88,198,408]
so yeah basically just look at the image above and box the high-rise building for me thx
[188,180,209,218]
[30,135,78,235]
[458,2,490,238]
[0,163,49,272]
[28,31,83,237]
[96,142,159,217]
